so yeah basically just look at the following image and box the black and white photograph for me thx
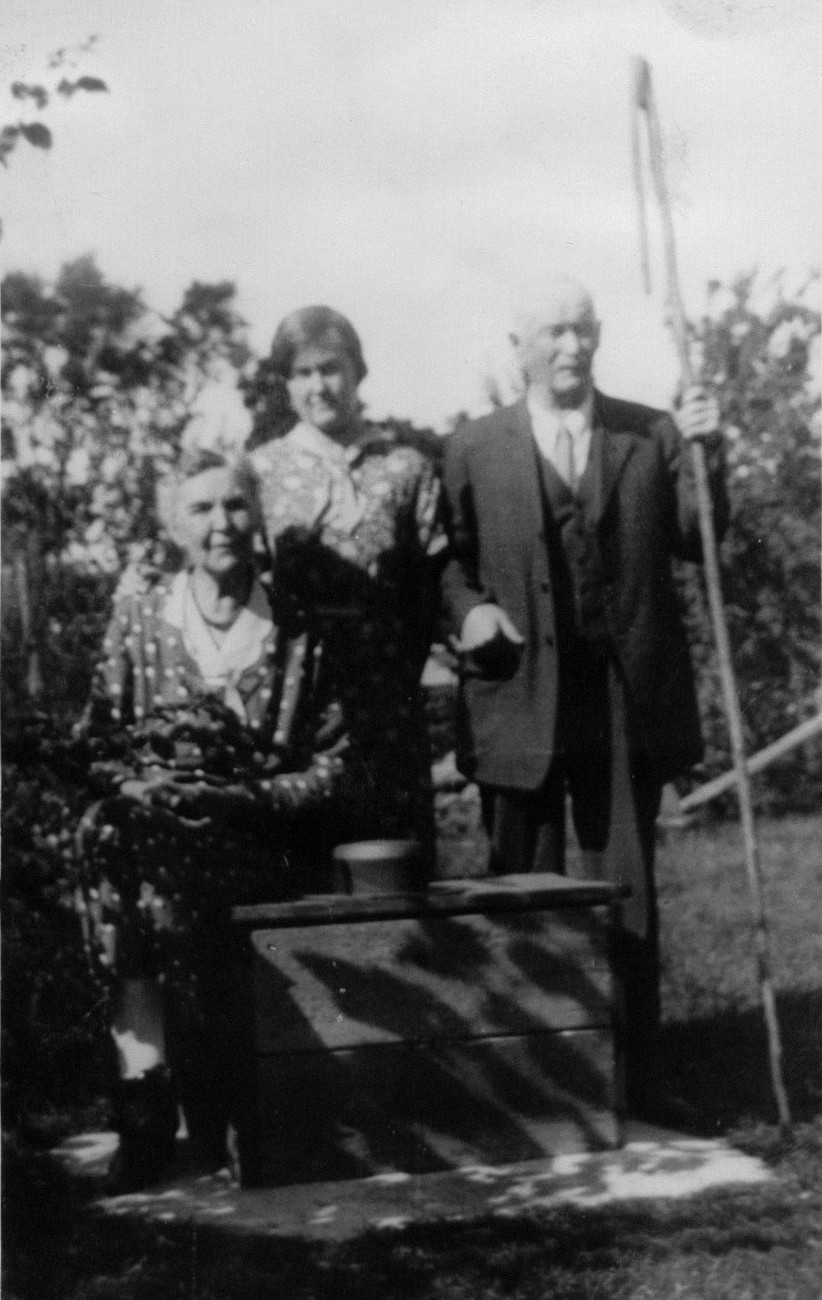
[2,1,820,1295]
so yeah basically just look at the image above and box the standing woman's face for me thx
[174,468,255,576]
[286,336,361,441]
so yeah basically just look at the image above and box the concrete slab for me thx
[52,1127,772,1242]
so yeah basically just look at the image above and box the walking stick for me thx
[631,56,791,1130]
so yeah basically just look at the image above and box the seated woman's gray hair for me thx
[156,446,261,540]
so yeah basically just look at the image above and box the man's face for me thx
[286,338,361,440]
[515,288,600,405]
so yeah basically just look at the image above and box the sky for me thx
[2,0,820,431]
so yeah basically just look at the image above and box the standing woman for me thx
[251,307,447,871]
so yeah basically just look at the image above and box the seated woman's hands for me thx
[119,772,261,823]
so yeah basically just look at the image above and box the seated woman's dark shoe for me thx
[108,1064,179,1191]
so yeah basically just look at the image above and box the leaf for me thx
[9,82,48,109]
[11,82,48,109]
[58,76,108,97]
[19,122,53,150]
[75,76,108,93]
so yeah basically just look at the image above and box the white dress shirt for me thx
[526,391,595,485]
[163,571,274,721]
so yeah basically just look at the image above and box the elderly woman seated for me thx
[76,446,368,1189]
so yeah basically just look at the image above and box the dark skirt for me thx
[75,794,295,991]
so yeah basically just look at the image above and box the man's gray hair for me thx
[511,276,598,343]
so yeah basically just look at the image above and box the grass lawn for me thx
[3,812,822,1300]
[658,813,822,1129]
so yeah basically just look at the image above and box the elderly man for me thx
[441,277,728,1118]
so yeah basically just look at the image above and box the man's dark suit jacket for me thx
[441,391,729,790]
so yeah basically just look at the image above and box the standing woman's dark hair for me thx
[245,306,368,450]
[268,306,368,384]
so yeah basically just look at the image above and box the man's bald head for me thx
[512,278,598,344]
[511,277,601,408]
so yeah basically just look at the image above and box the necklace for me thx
[192,599,237,630]
[187,577,242,647]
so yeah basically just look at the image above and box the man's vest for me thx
[534,438,613,662]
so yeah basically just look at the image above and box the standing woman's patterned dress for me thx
[252,422,447,868]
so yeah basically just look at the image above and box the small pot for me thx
[332,840,423,896]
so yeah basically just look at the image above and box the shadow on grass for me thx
[4,986,820,1297]
[4,1132,822,1300]
[660,988,822,1129]
[5,1019,822,1300]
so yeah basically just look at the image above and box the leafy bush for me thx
[1,259,254,1117]
[1,746,112,1122]
[681,273,821,811]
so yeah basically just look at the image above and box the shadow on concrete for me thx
[39,1128,771,1243]
[246,905,618,1183]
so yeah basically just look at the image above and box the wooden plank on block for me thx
[233,872,627,930]
[251,909,613,1053]
[247,1028,619,1186]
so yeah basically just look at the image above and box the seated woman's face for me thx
[175,468,255,576]
[286,337,360,439]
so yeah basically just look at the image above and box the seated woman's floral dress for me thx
[251,423,447,868]
[78,570,362,994]
[77,568,368,1139]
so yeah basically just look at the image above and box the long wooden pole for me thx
[632,56,791,1130]
[681,712,822,812]
[12,527,45,702]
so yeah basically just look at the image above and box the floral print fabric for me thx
[80,574,364,984]
[252,427,447,861]
[252,424,445,579]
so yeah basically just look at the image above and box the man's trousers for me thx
[479,659,663,1109]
